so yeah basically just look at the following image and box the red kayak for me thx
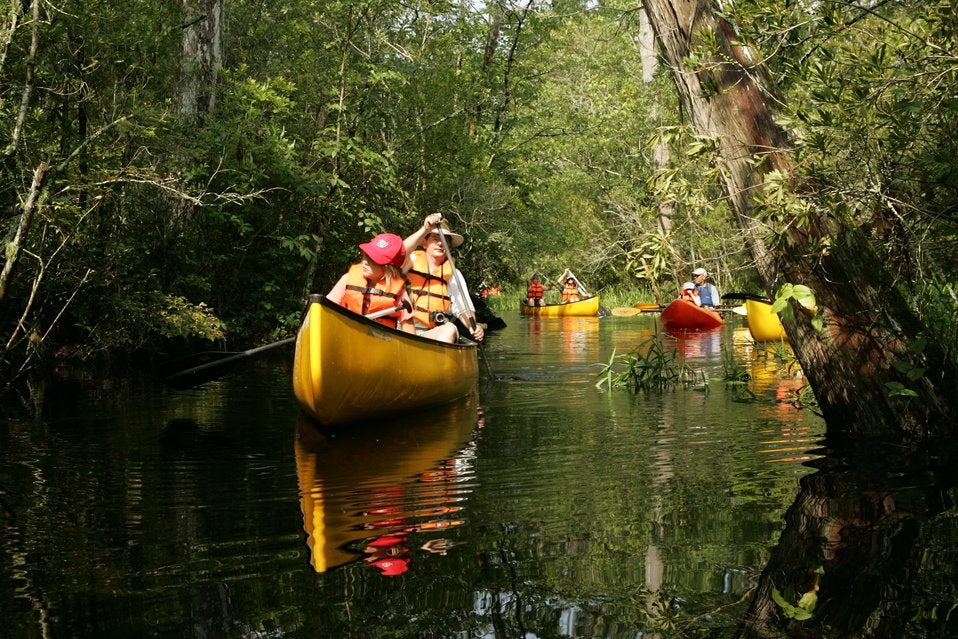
[660,299,724,329]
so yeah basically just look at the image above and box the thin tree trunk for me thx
[642,0,957,436]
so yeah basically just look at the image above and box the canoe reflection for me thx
[294,395,480,574]
[661,325,722,359]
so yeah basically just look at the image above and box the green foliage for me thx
[772,283,822,332]
[771,567,823,621]
[594,338,696,393]
[2,0,958,388]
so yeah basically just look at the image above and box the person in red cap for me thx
[327,233,415,331]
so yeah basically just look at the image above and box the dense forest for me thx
[2,1,957,429]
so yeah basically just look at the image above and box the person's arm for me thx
[403,213,443,264]
[326,273,350,305]
[449,270,484,341]
[712,284,721,306]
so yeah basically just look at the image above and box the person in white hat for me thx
[691,268,721,308]
[402,213,484,344]
[679,281,702,306]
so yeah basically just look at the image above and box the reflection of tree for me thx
[737,442,958,638]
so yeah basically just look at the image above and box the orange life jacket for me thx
[406,250,452,327]
[680,289,701,306]
[561,282,579,303]
[527,280,544,300]
[341,264,406,328]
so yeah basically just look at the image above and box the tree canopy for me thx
[2,0,956,425]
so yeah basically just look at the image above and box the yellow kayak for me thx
[293,294,479,425]
[745,298,788,342]
[519,296,600,317]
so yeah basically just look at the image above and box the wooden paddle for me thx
[610,303,663,316]
[162,300,411,389]
[433,221,495,379]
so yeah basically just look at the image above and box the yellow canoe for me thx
[519,296,600,317]
[293,294,479,425]
[745,298,788,342]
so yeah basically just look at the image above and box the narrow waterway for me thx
[0,311,866,637]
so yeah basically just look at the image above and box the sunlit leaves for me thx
[772,283,822,332]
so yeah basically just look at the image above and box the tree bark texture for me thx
[642,0,957,438]
[177,0,224,120]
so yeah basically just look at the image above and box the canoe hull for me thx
[519,296,600,317]
[660,299,724,329]
[745,298,787,342]
[293,295,479,425]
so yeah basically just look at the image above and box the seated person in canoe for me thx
[327,232,415,332]
[691,267,721,309]
[525,273,551,307]
[679,281,701,306]
[403,213,485,344]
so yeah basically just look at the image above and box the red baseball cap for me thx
[369,556,409,576]
[359,233,406,268]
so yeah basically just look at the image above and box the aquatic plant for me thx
[594,337,696,393]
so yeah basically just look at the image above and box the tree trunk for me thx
[642,0,957,437]
[177,0,224,121]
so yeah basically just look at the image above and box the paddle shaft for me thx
[163,302,409,389]
[163,337,295,388]
[433,221,494,379]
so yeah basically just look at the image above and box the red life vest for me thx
[561,282,579,303]
[341,264,405,328]
[527,280,544,300]
[406,250,452,327]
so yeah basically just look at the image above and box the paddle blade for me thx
[731,305,748,316]
[632,302,661,311]
[611,308,642,316]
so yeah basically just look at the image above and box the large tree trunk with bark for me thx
[641,0,957,438]
[177,0,224,121]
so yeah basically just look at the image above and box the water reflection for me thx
[294,395,481,574]
[739,440,958,638]
[661,324,723,360]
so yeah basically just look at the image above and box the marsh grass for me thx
[595,336,698,393]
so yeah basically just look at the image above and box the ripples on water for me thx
[1,312,830,637]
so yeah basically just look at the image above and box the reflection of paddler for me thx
[294,395,477,573]
[561,316,597,362]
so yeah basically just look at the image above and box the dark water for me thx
[3,313,955,638]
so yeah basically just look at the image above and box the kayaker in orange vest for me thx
[402,213,485,344]
[561,277,580,303]
[679,281,702,306]
[327,233,415,332]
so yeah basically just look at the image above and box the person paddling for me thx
[403,213,485,344]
